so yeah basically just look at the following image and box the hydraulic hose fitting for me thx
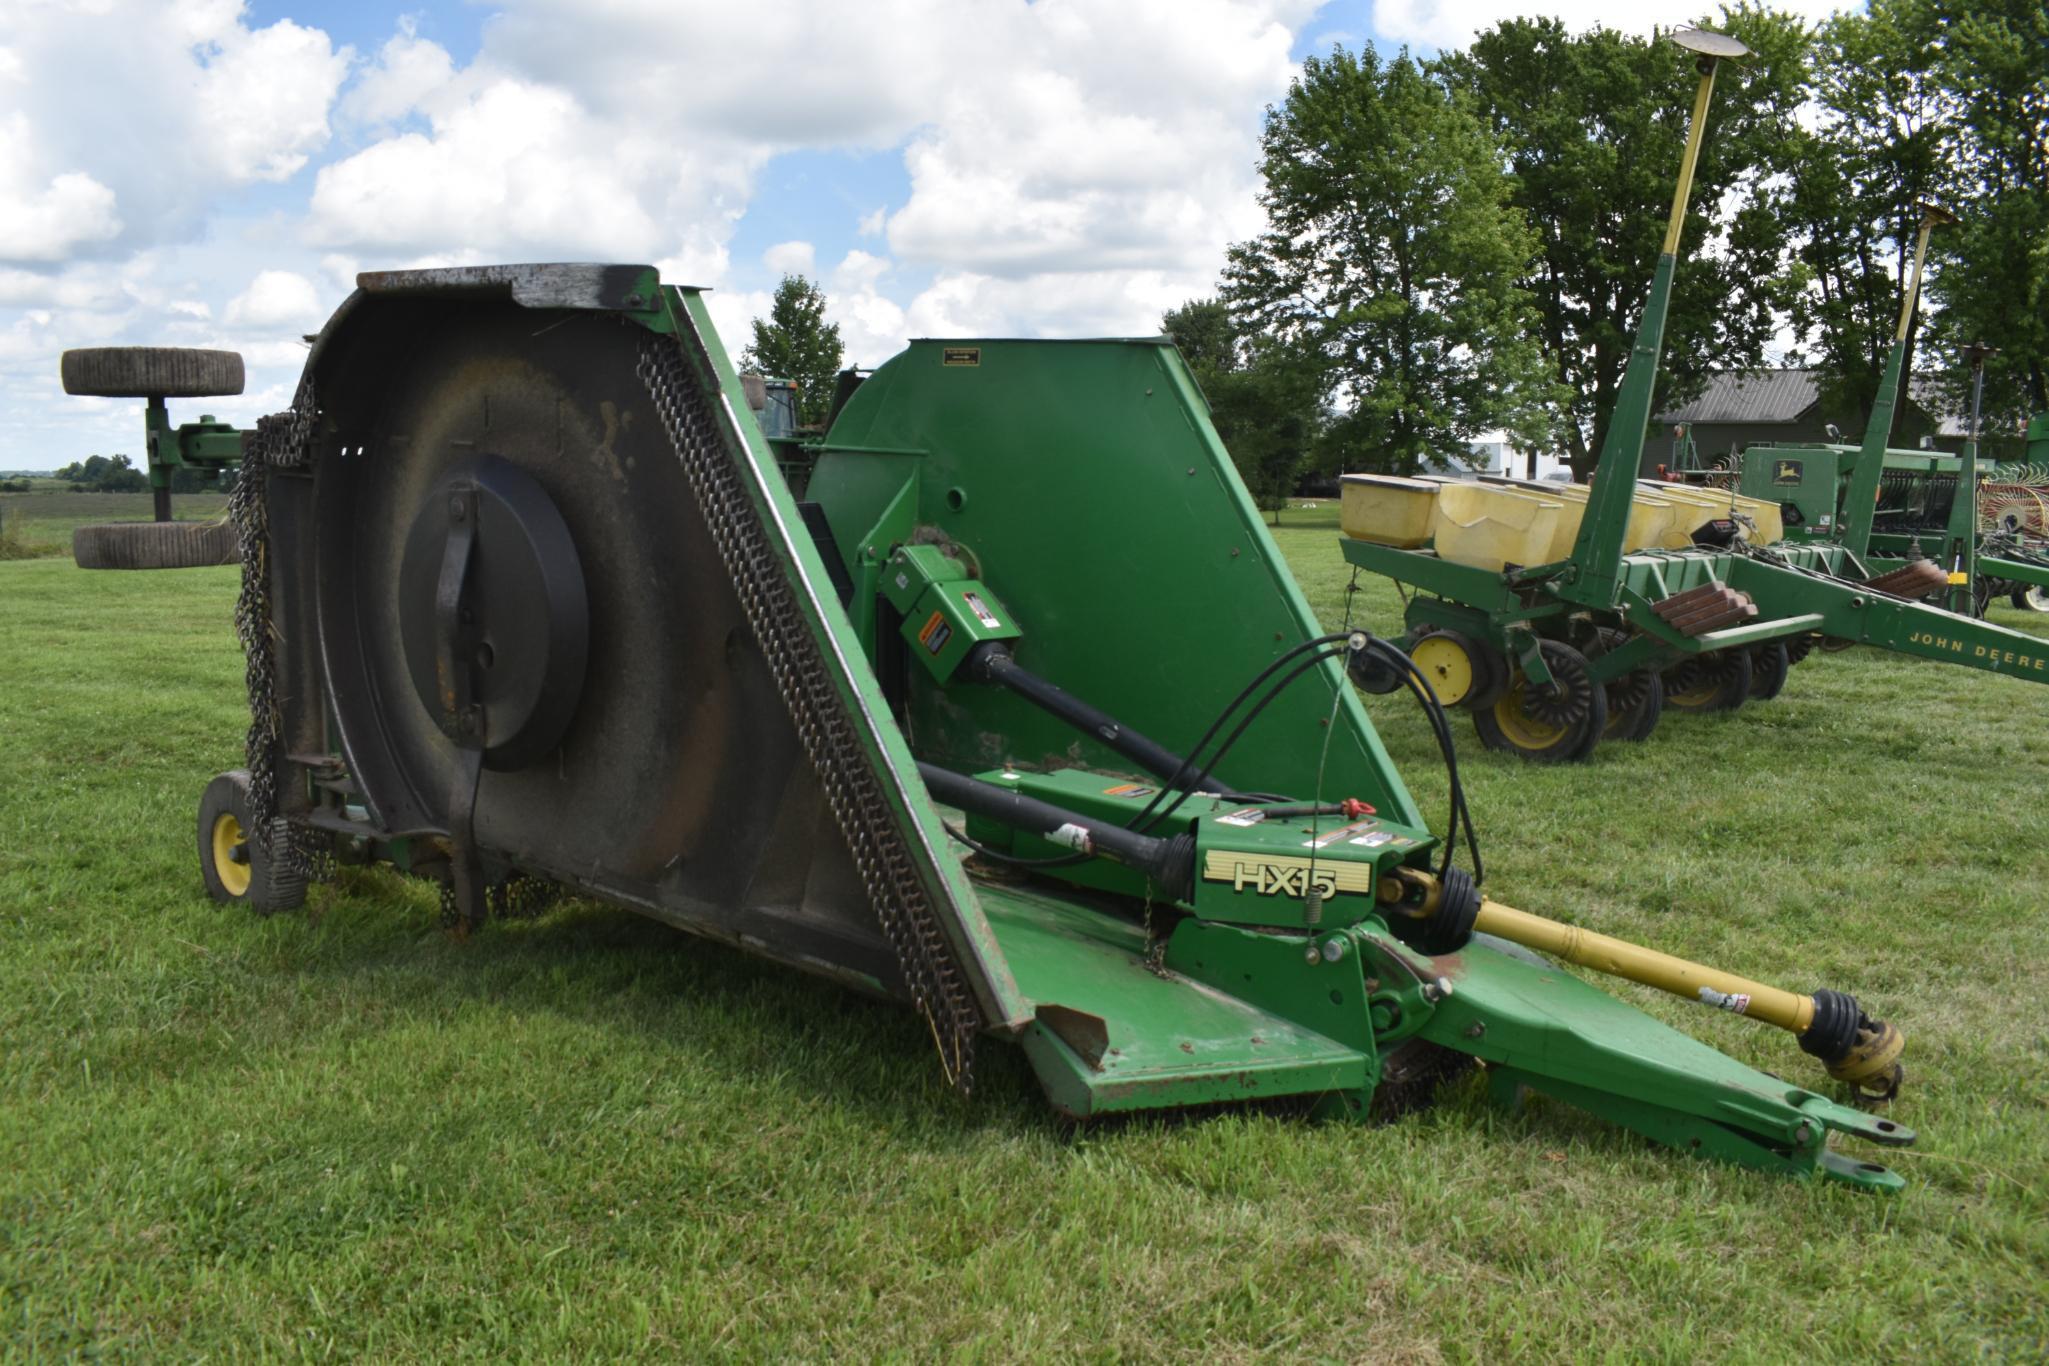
[1798,988,1905,1105]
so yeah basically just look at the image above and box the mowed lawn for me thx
[3,511,2046,1358]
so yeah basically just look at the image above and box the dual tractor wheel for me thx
[197,770,306,914]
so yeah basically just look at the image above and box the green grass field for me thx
[0,492,231,560]
[3,514,2046,1358]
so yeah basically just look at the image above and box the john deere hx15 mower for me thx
[67,264,1922,1191]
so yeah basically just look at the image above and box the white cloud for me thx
[0,2,350,260]
[0,120,121,261]
[307,74,749,261]
[1,0,1343,466]
[339,22,457,129]
[1371,1,1854,50]
[763,240,817,277]
[224,269,323,328]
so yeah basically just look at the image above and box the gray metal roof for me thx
[1658,369,1821,424]
[1658,367,1968,435]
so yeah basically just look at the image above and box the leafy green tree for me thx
[1162,299,1323,521]
[1225,48,1556,476]
[740,275,845,427]
[57,454,147,492]
[1436,7,1811,476]
[1776,0,1956,441]
[1921,0,2049,430]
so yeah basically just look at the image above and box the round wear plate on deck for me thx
[396,453,590,771]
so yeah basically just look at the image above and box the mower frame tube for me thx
[967,644,1228,795]
[917,762,1196,900]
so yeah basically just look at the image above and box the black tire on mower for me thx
[60,346,244,398]
[72,520,239,570]
[1747,640,1791,702]
[196,771,306,914]
[2012,586,2049,614]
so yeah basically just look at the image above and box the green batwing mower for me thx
[1336,33,2049,761]
[68,248,1920,1191]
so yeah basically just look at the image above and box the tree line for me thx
[50,454,230,494]
[1177,0,2046,511]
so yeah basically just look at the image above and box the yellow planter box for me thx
[1432,483,1566,572]
[1341,474,1442,547]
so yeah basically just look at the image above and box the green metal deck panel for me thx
[1419,937,1894,1150]
[808,338,1421,827]
[975,881,1369,1116]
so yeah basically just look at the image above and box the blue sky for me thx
[0,1,1848,469]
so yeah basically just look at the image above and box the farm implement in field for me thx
[63,28,1921,1193]
[1711,340,2049,618]
[1336,43,2049,762]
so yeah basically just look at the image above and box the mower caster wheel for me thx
[1473,639,1606,762]
[1662,649,1753,713]
[2013,585,2049,614]
[1746,640,1791,701]
[197,771,307,914]
[60,346,245,398]
[73,519,238,570]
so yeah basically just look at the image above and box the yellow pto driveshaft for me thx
[1380,868,1905,1101]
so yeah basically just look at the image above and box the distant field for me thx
[2,515,2046,1357]
[0,490,231,559]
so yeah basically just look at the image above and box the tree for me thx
[55,454,147,493]
[1162,298,1323,521]
[740,275,845,427]
[1922,0,2049,431]
[1777,0,1956,441]
[1225,48,1557,476]
[1436,8,1812,476]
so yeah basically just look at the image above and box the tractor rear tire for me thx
[1747,641,1791,702]
[1473,639,1606,762]
[2013,585,2049,614]
[60,347,244,398]
[197,771,306,914]
[1662,649,1753,713]
[72,520,238,570]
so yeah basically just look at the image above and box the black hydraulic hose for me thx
[1130,643,1352,833]
[967,644,1240,796]
[916,762,1196,899]
[1136,632,1354,801]
[1365,636,1483,883]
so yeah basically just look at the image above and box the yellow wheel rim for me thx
[1412,635,1476,706]
[1491,680,1570,751]
[212,812,251,897]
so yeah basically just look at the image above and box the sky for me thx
[0,0,1855,470]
